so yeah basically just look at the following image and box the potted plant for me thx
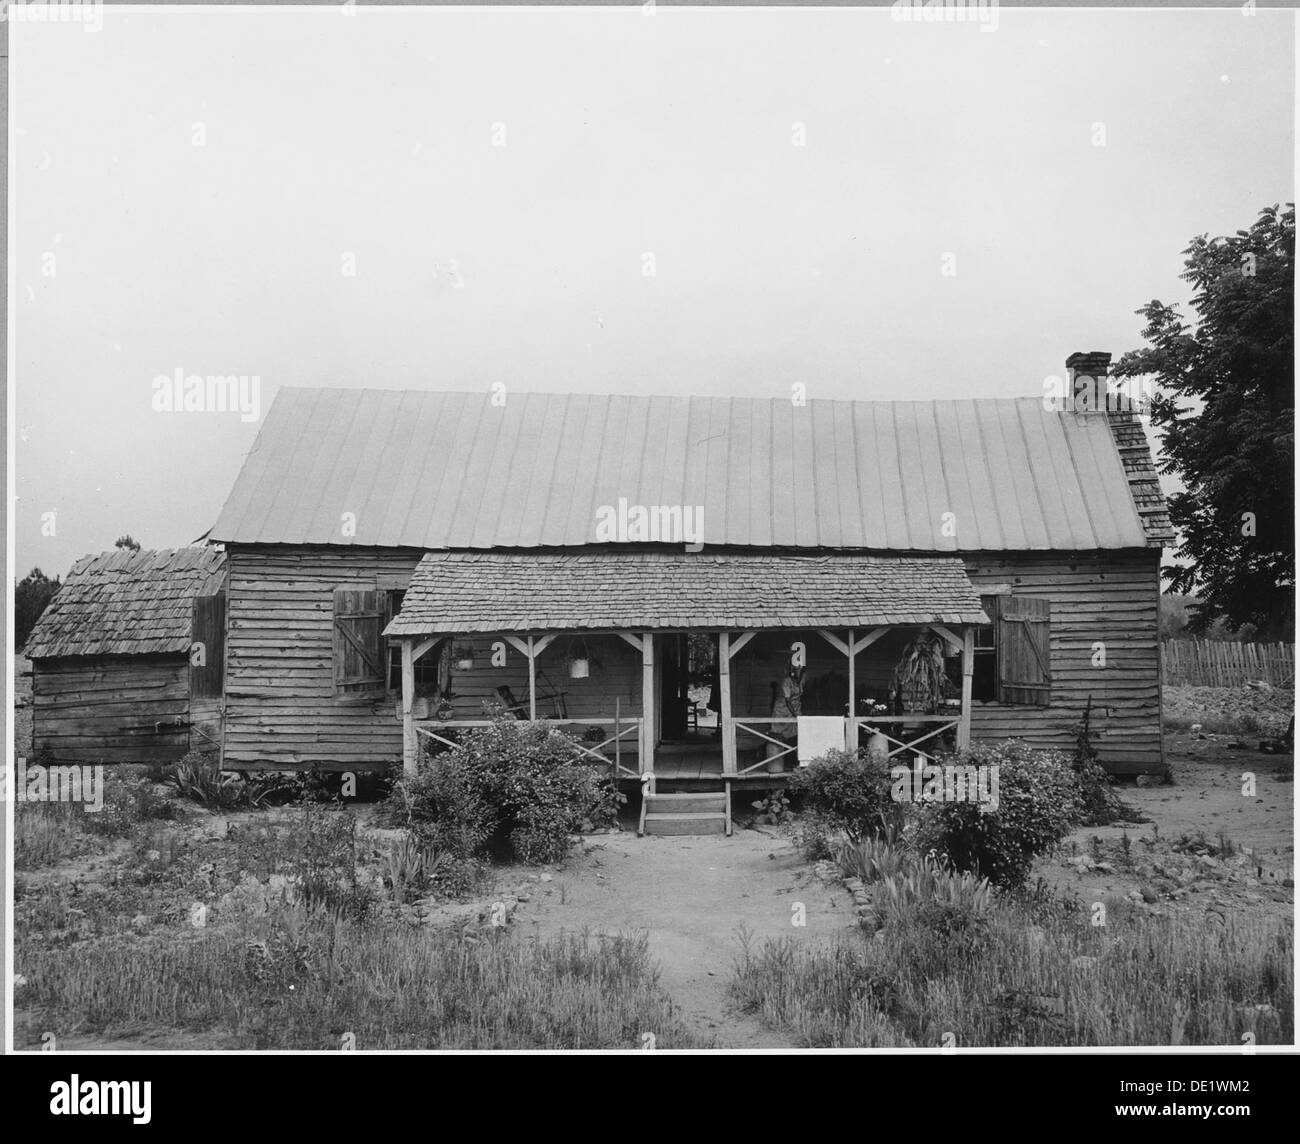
[451,644,476,671]
[565,638,593,679]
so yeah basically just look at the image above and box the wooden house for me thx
[206,348,1173,835]
[24,547,228,764]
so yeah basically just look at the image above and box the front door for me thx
[659,633,690,740]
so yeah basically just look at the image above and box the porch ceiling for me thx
[384,551,989,636]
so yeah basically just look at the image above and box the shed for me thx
[24,547,228,764]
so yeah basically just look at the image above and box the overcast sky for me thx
[11,5,1294,577]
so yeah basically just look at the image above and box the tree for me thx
[114,534,141,551]
[15,568,61,651]
[1114,203,1294,640]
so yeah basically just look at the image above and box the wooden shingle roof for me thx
[385,551,989,635]
[24,547,227,659]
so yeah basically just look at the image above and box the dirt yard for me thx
[498,828,855,1047]
[1036,730,1293,925]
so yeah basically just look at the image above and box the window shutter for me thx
[333,589,387,691]
[189,593,226,700]
[998,594,1051,706]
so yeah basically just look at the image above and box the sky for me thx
[10,4,1295,578]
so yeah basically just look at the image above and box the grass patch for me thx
[731,898,1292,1048]
[17,918,704,1050]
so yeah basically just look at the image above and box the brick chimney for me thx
[1065,350,1113,412]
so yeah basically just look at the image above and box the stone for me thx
[1140,885,1159,904]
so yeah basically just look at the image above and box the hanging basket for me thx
[451,645,475,671]
[568,657,590,679]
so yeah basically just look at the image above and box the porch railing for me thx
[414,716,644,778]
[728,717,798,775]
[854,715,961,764]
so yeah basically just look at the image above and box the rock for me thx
[1140,885,1159,904]
[1135,774,1160,788]
[540,873,553,882]
[130,914,150,931]
[1094,862,1116,874]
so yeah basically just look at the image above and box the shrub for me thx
[387,717,617,865]
[914,740,1081,888]
[787,748,900,843]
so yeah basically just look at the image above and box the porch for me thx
[384,551,990,835]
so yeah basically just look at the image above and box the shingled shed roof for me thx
[24,547,227,659]
[210,388,1170,552]
[385,551,989,635]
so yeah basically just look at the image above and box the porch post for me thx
[401,639,417,778]
[719,632,735,775]
[846,626,856,751]
[641,632,655,786]
[958,625,974,749]
[527,636,538,720]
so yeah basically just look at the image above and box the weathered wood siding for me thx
[224,547,421,769]
[963,549,1163,774]
[31,654,191,764]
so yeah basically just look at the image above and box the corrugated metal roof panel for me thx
[209,388,1164,550]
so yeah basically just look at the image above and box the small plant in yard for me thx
[1071,698,1149,826]
[914,740,1081,889]
[169,752,257,811]
[836,832,909,884]
[751,790,790,825]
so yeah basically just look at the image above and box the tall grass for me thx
[16,918,706,1050]
[731,903,1292,1048]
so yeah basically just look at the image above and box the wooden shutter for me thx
[333,589,387,691]
[189,593,226,700]
[998,594,1051,706]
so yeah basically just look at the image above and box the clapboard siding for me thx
[31,654,192,764]
[963,549,1163,774]
[223,544,1163,774]
[225,544,651,768]
[223,547,422,769]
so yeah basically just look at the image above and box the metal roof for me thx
[210,387,1167,551]
[24,547,227,659]
[385,552,989,635]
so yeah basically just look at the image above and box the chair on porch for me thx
[494,684,569,720]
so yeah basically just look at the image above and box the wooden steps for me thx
[641,789,730,836]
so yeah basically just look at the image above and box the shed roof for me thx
[24,547,227,659]
[384,551,989,635]
[210,388,1172,552]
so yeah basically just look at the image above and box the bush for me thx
[387,718,618,865]
[914,740,1081,888]
[787,748,900,844]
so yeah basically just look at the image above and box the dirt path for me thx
[509,827,855,1048]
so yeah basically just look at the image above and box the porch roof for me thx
[384,551,988,635]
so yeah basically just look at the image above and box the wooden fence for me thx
[1162,640,1295,688]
